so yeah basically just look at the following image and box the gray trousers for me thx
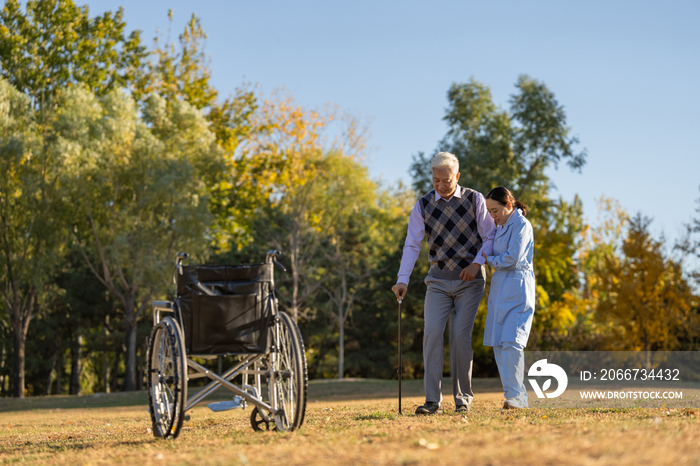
[423,275,485,406]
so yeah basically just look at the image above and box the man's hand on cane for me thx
[392,283,407,302]
[459,262,481,281]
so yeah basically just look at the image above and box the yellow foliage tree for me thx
[595,214,698,352]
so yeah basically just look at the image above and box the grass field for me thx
[1,378,699,465]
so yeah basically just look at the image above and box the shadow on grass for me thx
[2,437,155,455]
[0,390,151,413]
[0,377,504,412]
[307,377,503,402]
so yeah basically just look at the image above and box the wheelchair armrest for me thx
[153,301,173,309]
[153,301,174,326]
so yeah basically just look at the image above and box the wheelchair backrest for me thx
[176,262,275,355]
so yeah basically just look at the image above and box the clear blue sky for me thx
[86,0,700,246]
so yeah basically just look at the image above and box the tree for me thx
[410,75,588,354]
[535,196,630,351]
[312,153,383,378]
[0,0,146,111]
[676,186,700,290]
[596,214,698,356]
[236,97,330,322]
[410,75,586,202]
[142,11,266,251]
[56,86,219,390]
[0,1,148,395]
[509,75,586,199]
[0,78,65,397]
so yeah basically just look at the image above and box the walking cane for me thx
[397,294,403,415]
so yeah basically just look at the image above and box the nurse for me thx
[482,187,535,409]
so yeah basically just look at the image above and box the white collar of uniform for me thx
[434,186,463,202]
[503,208,523,228]
[495,208,522,238]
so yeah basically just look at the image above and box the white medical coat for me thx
[483,209,535,347]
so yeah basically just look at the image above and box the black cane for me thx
[398,295,403,415]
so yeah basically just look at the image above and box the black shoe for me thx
[455,404,471,413]
[415,402,443,415]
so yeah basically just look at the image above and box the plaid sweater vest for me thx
[419,186,483,280]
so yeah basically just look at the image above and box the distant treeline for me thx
[0,0,698,398]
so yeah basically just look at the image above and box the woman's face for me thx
[485,198,513,225]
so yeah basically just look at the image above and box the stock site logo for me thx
[528,359,568,398]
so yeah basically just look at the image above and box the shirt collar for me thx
[503,208,522,227]
[434,186,462,202]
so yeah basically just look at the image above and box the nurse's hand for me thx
[482,252,487,260]
[392,283,407,302]
[459,263,481,281]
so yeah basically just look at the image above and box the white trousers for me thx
[493,341,528,407]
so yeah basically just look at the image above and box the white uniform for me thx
[485,208,535,407]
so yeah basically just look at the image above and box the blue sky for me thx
[86,0,700,247]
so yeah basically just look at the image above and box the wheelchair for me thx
[147,250,307,438]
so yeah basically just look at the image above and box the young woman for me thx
[482,187,535,409]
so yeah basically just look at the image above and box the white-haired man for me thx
[392,152,495,414]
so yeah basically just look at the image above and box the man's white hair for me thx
[430,152,459,175]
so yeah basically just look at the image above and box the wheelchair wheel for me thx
[147,316,187,438]
[269,312,307,432]
[250,406,274,431]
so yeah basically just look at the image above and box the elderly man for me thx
[392,152,495,414]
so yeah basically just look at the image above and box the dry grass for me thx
[1,378,699,466]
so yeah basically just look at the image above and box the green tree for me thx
[312,153,384,378]
[0,0,148,396]
[0,0,146,112]
[0,78,65,397]
[56,86,219,390]
[142,11,266,250]
[411,75,586,201]
[342,186,424,380]
[410,75,588,353]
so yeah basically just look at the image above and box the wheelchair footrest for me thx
[207,396,246,412]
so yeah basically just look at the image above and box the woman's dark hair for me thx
[485,187,528,217]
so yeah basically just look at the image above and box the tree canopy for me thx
[0,1,698,397]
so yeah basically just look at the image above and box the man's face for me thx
[432,167,460,199]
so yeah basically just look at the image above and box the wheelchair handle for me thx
[176,252,189,278]
[265,250,286,273]
[273,260,286,272]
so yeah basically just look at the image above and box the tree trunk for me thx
[46,353,57,396]
[69,332,83,395]
[12,323,25,398]
[337,318,344,379]
[56,349,63,395]
[120,293,138,391]
[124,320,137,391]
[110,349,121,392]
[0,339,6,396]
[9,286,35,398]
[103,315,111,393]
[644,337,651,371]
[103,355,111,394]
[290,232,300,323]
[137,357,143,391]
